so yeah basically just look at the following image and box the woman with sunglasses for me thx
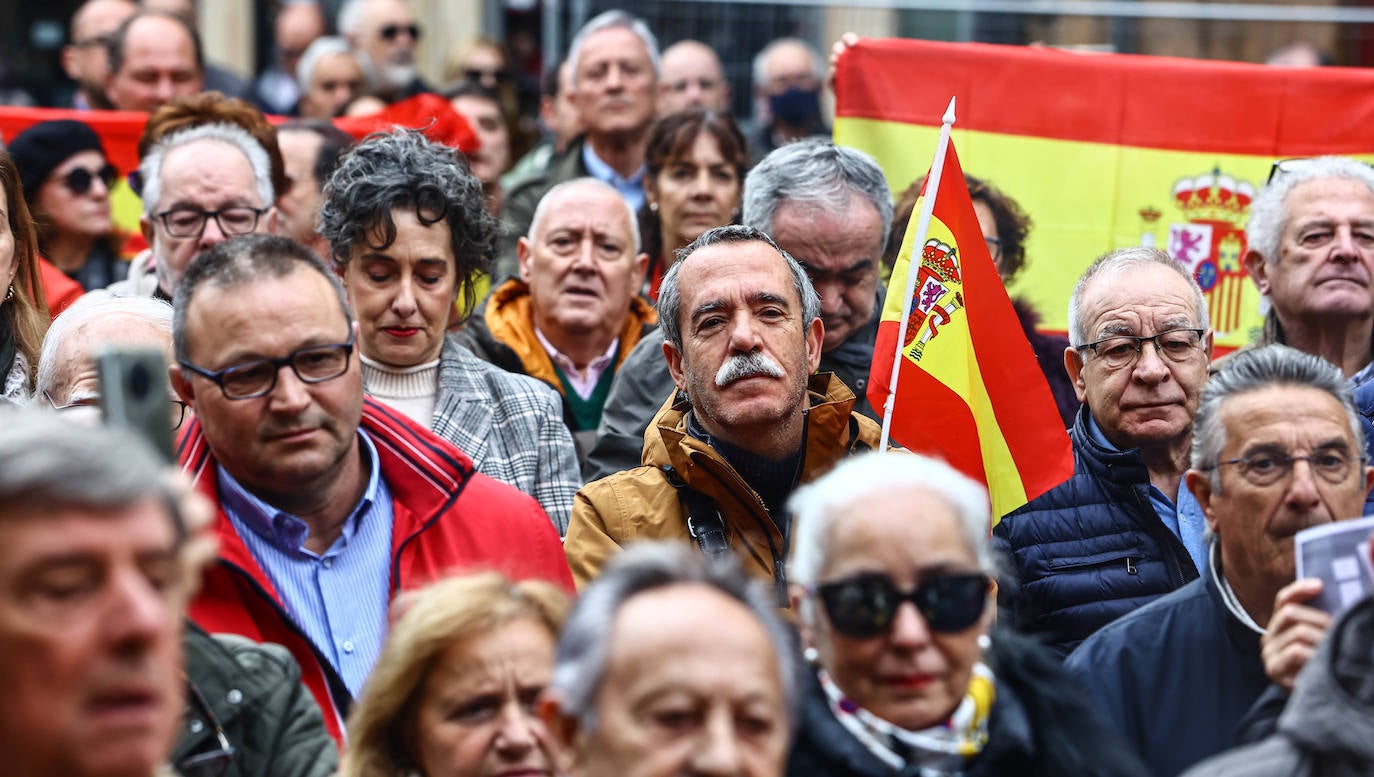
[344,572,569,777]
[785,452,1153,777]
[8,119,127,292]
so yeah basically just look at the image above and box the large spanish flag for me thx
[870,115,1073,521]
[835,39,1374,349]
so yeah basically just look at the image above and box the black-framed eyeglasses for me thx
[380,23,420,41]
[984,236,1002,264]
[177,681,236,777]
[45,391,189,431]
[60,163,118,196]
[177,332,355,400]
[156,206,267,239]
[812,572,990,639]
[1075,327,1207,370]
[1269,157,1374,184]
[1202,448,1366,487]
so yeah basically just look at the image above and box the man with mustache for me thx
[460,178,657,457]
[170,234,573,743]
[563,225,881,594]
[995,247,1213,656]
[1064,345,1374,777]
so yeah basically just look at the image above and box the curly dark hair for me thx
[317,128,497,322]
[886,173,1032,283]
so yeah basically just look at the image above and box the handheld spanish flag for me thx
[869,98,1072,521]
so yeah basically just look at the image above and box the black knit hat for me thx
[7,119,107,203]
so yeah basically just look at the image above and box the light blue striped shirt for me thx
[1087,414,1208,573]
[582,142,646,212]
[218,431,394,697]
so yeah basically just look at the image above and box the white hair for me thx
[1066,246,1209,346]
[566,9,660,86]
[140,122,275,216]
[35,293,175,401]
[295,35,354,92]
[787,451,994,591]
[1246,156,1374,264]
[335,0,365,37]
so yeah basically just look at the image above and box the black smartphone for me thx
[97,348,174,463]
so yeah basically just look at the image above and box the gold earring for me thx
[3,284,12,302]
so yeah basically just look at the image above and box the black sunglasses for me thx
[464,67,507,84]
[380,23,420,41]
[61,163,118,195]
[814,572,989,638]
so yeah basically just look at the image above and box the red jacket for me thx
[179,397,574,743]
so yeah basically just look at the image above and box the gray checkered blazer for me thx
[430,337,581,534]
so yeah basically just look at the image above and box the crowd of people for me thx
[1,1,1373,777]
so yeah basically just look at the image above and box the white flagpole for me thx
[878,96,957,452]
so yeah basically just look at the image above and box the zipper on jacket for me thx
[1125,557,1138,575]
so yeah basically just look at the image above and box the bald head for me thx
[659,40,730,114]
[63,0,139,108]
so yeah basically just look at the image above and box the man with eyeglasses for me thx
[109,122,277,301]
[170,234,573,744]
[1064,345,1374,777]
[59,0,137,110]
[1238,156,1374,512]
[34,294,185,433]
[995,247,1213,656]
[336,0,429,104]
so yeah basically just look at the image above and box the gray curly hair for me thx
[318,128,497,322]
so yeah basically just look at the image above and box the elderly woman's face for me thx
[412,617,560,777]
[806,487,991,731]
[343,208,458,368]
[648,131,741,254]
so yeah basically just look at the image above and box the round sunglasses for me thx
[59,163,119,196]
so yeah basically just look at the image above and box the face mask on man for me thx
[769,87,821,126]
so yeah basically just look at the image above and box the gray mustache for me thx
[715,352,784,386]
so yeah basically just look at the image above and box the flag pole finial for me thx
[943,97,956,125]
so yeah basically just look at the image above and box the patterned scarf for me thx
[818,664,995,776]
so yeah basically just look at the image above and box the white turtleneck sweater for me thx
[360,354,440,428]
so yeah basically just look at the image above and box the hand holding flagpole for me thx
[878,96,956,452]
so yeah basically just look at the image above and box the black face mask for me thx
[769,86,821,126]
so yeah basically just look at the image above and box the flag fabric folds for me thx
[834,38,1374,350]
[868,132,1073,521]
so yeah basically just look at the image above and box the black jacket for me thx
[993,405,1199,655]
[786,629,1152,777]
[176,623,338,777]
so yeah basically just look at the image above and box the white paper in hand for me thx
[1295,515,1374,616]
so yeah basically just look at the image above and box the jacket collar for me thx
[179,396,476,592]
[1070,404,1150,486]
[433,338,495,469]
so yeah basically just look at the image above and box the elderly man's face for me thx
[1247,177,1374,325]
[62,0,137,101]
[171,267,362,505]
[665,239,823,456]
[0,498,185,777]
[759,41,818,98]
[356,0,419,91]
[104,15,202,112]
[798,483,991,731]
[554,583,789,777]
[45,315,186,432]
[1067,263,1212,451]
[1189,385,1374,624]
[659,41,729,115]
[142,138,276,299]
[518,183,647,347]
[572,26,657,142]
[771,194,882,353]
[300,52,365,120]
